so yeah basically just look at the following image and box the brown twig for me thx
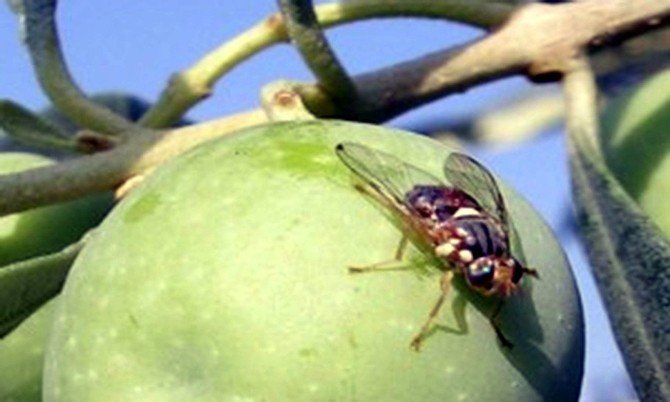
[342,1,670,122]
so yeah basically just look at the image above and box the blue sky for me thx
[0,2,634,400]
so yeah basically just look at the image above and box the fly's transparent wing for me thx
[335,142,443,206]
[335,142,443,252]
[444,153,529,262]
[443,153,507,223]
[443,153,528,260]
[443,152,510,230]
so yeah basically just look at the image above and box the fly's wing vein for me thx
[336,142,443,252]
[443,153,507,226]
[336,142,443,207]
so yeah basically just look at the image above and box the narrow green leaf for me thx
[0,100,77,152]
[0,241,82,338]
[570,135,670,401]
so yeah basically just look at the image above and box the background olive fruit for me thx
[601,69,670,236]
[0,152,112,402]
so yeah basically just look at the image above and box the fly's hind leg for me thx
[489,299,514,348]
[409,270,453,351]
[348,235,409,273]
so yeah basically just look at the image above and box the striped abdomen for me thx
[446,217,508,262]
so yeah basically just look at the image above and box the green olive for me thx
[45,121,583,401]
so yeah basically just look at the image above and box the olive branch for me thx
[2,0,668,217]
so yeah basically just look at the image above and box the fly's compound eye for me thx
[466,262,495,289]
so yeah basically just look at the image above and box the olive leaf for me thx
[0,100,76,152]
[40,93,176,134]
[0,241,82,338]
[569,132,670,400]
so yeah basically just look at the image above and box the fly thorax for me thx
[406,185,480,225]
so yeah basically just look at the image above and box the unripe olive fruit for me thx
[601,69,670,236]
[45,121,583,401]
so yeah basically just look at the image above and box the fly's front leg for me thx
[348,235,409,273]
[410,270,453,351]
[523,267,539,279]
[489,299,513,348]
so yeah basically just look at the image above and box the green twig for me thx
[277,0,356,101]
[138,0,512,128]
[19,0,136,135]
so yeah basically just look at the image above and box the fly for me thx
[335,142,538,351]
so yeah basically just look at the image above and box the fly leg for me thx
[409,270,453,351]
[348,236,409,273]
[394,235,409,260]
[523,267,539,278]
[489,299,513,348]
